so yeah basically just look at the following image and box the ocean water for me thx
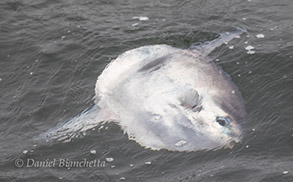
[0,0,293,181]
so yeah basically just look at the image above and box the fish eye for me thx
[216,116,231,126]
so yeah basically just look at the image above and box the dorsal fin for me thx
[190,27,246,55]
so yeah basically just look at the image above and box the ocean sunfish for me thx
[37,29,246,152]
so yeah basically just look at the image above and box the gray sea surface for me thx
[0,0,293,181]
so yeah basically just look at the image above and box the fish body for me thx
[95,45,245,151]
[38,28,246,151]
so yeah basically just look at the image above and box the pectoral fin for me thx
[179,89,200,109]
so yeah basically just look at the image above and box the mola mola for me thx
[37,28,246,152]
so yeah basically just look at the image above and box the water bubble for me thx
[0,78,2,82]
[120,177,126,181]
[130,164,134,167]
[283,171,289,175]
[242,17,247,21]
[133,16,149,21]
[145,161,152,165]
[30,72,34,75]
[106,157,114,162]
[245,145,249,148]
[90,150,96,154]
[256,34,265,38]
[23,150,28,154]
[229,46,234,49]
[132,23,139,27]
[245,46,255,50]
[61,36,66,40]
[232,90,235,94]
[247,50,255,54]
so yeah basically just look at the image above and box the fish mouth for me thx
[226,136,242,149]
